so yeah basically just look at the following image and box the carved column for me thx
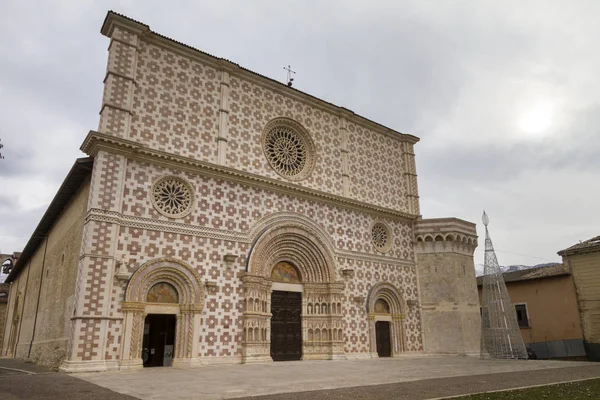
[119,301,145,370]
[241,273,272,363]
[367,313,378,358]
[302,282,345,360]
[391,313,405,356]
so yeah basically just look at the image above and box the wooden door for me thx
[270,291,302,361]
[376,321,391,357]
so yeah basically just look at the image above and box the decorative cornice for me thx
[86,208,248,243]
[85,207,417,266]
[81,131,419,222]
[336,249,415,266]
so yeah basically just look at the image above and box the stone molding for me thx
[80,131,419,221]
[414,217,478,256]
[86,208,248,242]
[248,212,337,263]
[100,12,420,147]
[84,208,416,268]
[247,221,338,283]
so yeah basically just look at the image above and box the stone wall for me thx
[562,251,600,361]
[62,152,422,370]
[0,283,8,350]
[1,178,90,368]
[415,218,480,355]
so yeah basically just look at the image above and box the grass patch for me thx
[448,378,600,399]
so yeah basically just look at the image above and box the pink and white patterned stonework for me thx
[59,12,483,373]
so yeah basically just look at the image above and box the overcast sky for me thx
[1,1,598,273]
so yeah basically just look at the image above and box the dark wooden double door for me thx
[376,321,392,357]
[142,314,176,367]
[270,291,302,361]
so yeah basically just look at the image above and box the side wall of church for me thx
[2,178,90,368]
[0,283,9,351]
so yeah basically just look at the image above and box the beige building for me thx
[559,236,600,361]
[1,11,480,372]
[477,264,585,359]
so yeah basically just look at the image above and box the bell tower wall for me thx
[414,218,480,355]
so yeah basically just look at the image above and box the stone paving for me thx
[0,358,136,400]
[74,356,598,400]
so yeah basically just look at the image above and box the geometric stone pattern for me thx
[130,42,220,162]
[119,37,412,213]
[338,257,422,353]
[109,158,419,358]
[121,159,415,261]
[347,123,408,212]
[54,12,482,371]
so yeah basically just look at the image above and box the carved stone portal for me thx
[119,258,204,369]
[242,219,344,363]
[367,282,407,358]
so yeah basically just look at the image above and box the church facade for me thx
[1,12,480,372]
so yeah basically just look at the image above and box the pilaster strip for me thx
[339,117,350,197]
[216,69,231,166]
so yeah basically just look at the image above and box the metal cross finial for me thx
[283,65,296,87]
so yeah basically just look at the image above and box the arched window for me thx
[146,282,179,303]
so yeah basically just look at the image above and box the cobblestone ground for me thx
[73,356,600,400]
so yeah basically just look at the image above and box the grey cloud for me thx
[1,0,598,266]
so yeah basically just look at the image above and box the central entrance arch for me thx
[241,214,345,363]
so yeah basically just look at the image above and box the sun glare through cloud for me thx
[517,101,554,136]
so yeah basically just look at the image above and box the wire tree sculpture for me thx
[480,211,528,360]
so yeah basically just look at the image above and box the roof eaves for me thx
[558,236,600,257]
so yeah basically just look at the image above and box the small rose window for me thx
[372,222,393,253]
[151,175,195,218]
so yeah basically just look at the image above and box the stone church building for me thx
[1,12,480,372]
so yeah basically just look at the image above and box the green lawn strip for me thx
[446,378,600,399]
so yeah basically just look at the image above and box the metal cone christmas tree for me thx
[480,211,528,360]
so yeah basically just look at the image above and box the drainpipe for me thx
[28,236,48,359]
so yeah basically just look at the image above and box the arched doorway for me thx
[242,215,344,363]
[270,262,303,361]
[142,282,178,367]
[367,282,407,358]
[120,258,204,370]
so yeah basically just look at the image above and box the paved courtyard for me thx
[74,356,599,400]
